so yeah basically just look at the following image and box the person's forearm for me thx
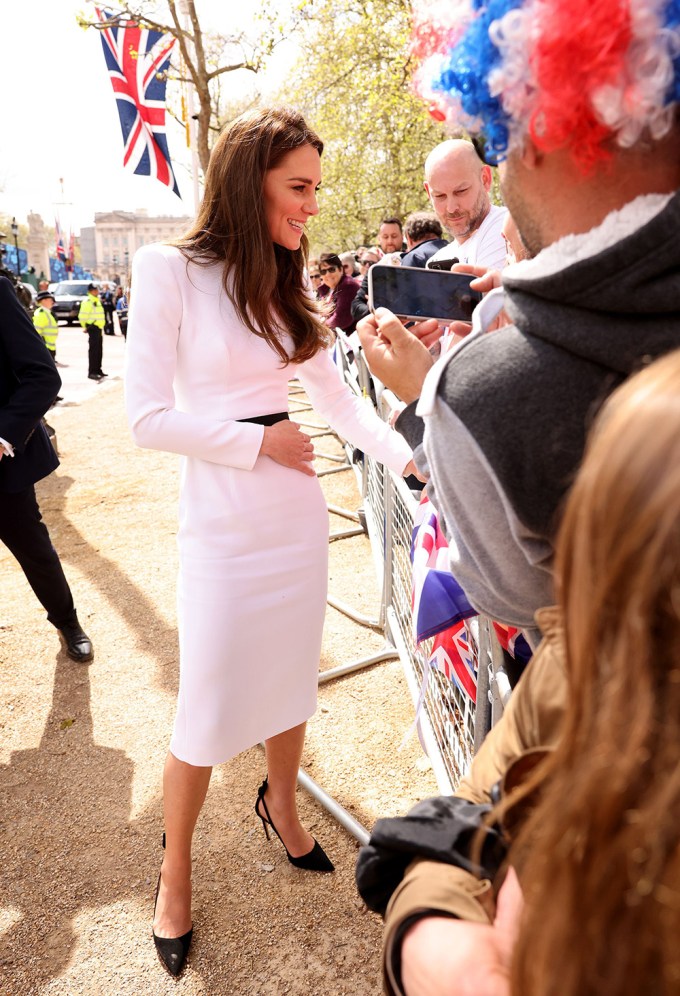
[383,860,494,995]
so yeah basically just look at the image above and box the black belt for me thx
[236,412,289,426]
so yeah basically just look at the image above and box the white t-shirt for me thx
[428,204,508,270]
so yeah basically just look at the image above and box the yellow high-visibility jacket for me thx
[78,292,105,329]
[32,306,59,352]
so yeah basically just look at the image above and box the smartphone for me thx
[427,257,459,272]
[368,265,482,323]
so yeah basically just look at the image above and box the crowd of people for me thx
[3,0,680,990]
[309,136,511,345]
[351,0,680,993]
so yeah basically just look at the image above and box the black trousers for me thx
[103,304,114,335]
[86,324,103,376]
[0,485,76,629]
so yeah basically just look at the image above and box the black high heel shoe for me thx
[255,777,334,872]
[152,833,193,977]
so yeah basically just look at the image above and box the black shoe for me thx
[58,621,93,663]
[99,371,109,377]
[153,833,193,977]
[255,777,334,872]
[88,374,103,381]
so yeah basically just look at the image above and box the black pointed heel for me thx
[255,777,334,873]
[152,832,193,977]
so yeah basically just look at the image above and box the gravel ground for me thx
[0,377,437,995]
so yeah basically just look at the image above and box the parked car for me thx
[52,280,99,324]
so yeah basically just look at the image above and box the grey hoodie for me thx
[397,190,680,641]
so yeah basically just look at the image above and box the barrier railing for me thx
[325,339,497,792]
[291,338,510,839]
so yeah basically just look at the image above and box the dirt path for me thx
[0,380,437,995]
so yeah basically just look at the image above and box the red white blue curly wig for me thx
[412,0,680,172]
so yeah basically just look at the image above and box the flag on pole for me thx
[55,217,67,261]
[68,229,76,272]
[96,8,181,198]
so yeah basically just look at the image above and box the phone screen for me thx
[368,265,482,323]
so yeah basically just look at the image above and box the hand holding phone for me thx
[368,265,483,323]
[357,309,436,404]
[402,319,443,350]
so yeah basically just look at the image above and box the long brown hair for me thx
[174,106,330,364]
[509,350,680,995]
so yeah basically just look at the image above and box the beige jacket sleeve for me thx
[382,607,567,994]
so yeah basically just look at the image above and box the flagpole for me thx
[179,0,201,216]
[55,177,75,277]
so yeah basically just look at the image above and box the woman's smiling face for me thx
[263,144,321,250]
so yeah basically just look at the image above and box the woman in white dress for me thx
[125,107,414,975]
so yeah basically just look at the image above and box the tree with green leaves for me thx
[278,0,447,251]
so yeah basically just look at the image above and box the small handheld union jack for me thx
[96,8,181,198]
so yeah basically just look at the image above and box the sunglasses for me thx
[360,258,377,266]
[319,266,338,275]
[309,273,322,280]
[471,133,501,168]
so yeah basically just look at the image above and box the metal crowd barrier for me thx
[289,338,510,841]
[328,339,508,792]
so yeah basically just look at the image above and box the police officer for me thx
[33,291,59,359]
[78,283,107,381]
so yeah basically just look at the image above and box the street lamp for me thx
[10,217,19,276]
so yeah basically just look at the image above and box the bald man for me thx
[424,139,507,270]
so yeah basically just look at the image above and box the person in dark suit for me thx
[400,211,449,268]
[0,276,93,662]
[101,283,115,336]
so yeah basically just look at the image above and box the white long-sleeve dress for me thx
[125,244,412,766]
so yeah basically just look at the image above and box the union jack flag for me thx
[492,621,533,667]
[55,216,67,261]
[411,493,478,703]
[429,621,477,703]
[410,492,532,707]
[96,8,180,197]
[411,492,476,643]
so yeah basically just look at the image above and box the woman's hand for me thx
[400,868,523,996]
[403,459,427,483]
[260,420,316,476]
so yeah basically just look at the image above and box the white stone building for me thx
[92,209,192,282]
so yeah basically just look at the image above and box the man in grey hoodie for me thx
[358,55,680,654]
